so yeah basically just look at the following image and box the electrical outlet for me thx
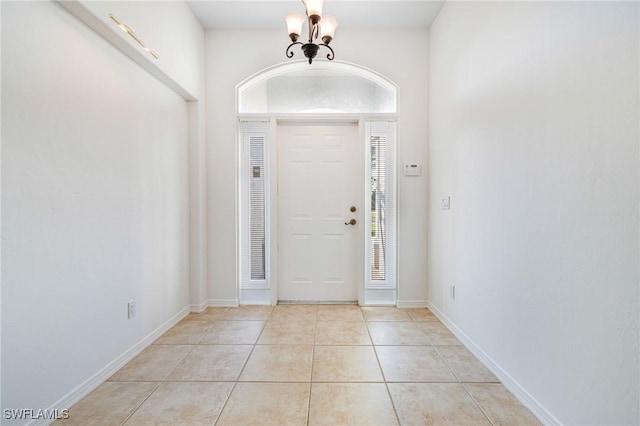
[128,300,136,319]
[441,196,451,210]
[450,285,456,300]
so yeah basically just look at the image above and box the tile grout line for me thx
[195,311,235,426]
[432,344,463,384]
[195,320,218,345]
[364,312,402,426]
[461,383,497,426]
[213,308,271,425]
[306,307,318,426]
[118,382,162,426]
[119,332,201,425]
[420,314,495,425]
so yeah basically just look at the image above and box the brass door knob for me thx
[345,218,357,226]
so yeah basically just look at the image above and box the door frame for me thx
[238,113,398,306]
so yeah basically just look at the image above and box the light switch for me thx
[441,196,451,210]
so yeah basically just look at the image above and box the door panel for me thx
[278,123,360,301]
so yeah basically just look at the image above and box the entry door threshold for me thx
[277,300,358,305]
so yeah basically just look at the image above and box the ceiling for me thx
[186,0,446,31]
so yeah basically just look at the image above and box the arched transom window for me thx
[237,61,397,114]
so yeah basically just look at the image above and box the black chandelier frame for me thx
[286,14,334,64]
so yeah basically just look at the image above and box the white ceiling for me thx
[186,0,446,30]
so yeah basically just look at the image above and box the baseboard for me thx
[426,301,560,426]
[206,299,240,308]
[278,300,358,305]
[30,305,191,426]
[239,288,271,305]
[190,300,208,313]
[363,288,396,305]
[190,299,255,310]
[396,300,429,308]
[190,299,240,309]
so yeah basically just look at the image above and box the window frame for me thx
[239,120,271,294]
[364,121,398,296]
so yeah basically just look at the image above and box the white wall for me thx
[205,29,430,305]
[58,0,209,312]
[428,2,639,424]
[68,0,205,100]
[2,1,194,421]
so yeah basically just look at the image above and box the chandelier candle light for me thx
[285,0,338,64]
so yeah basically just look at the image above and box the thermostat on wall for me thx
[403,164,421,176]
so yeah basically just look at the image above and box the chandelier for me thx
[285,0,339,64]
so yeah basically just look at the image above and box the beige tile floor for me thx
[55,305,541,426]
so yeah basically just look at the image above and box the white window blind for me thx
[366,121,396,288]
[240,121,270,289]
[249,135,266,279]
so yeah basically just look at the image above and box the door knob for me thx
[345,218,357,226]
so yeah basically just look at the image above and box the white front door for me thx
[278,123,361,302]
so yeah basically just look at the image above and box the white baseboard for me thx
[239,288,271,305]
[396,300,429,308]
[190,301,208,313]
[206,299,239,308]
[363,288,396,305]
[30,305,191,426]
[426,301,560,426]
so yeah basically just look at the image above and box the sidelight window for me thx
[366,121,396,289]
[240,121,270,290]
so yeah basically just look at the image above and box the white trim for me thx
[28,306,190,426]
[239,113,398,122]
[190,301,208,313]
[235,115,241,307]
[363,288,397,305]
[238,121,271,305]
[357,118,366,306]
[426,301,560,426]
[396,300,429,309]
[57,1,196,101]
[239,288,272,305]
[268,119,279,306]
[364,121,397,294]
[205,299,240,308]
